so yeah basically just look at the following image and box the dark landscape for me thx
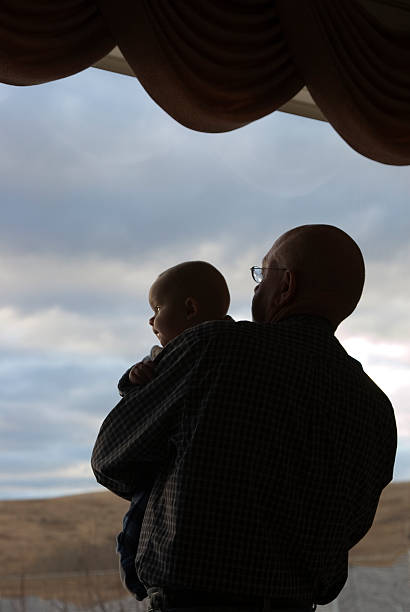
[0,481,408,608]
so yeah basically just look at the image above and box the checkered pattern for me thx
[91,315,397,606]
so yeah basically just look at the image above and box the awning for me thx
[93,48,326,123]
[2,1,410,165]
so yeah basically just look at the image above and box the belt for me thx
[147,587,316,610]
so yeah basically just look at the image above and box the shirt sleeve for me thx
[91,330,203,500]
[117,347,162,397]
[117,367,133,397]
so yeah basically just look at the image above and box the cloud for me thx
[0,354,122,499]
[339,244,410,341]
[338,336,410,436]
[209,112,343,199]
[0,251,157,313]
[0,484,99,501]
[0,306,148,357]
[393,438,410,482]
[1,68,409,266]
[2,238,410,346]
[0,461,93,482]
[340,337,410,378]
[0,240,257,319]
[0,458,101,500]
[1,66,410,501]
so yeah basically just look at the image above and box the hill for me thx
[0,490,129,576]
[0,481,408,605]
[0,481,409,574]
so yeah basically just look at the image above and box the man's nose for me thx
[149,316,154,326]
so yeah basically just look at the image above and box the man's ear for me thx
[278,269,296,306]
[185,297,199,320]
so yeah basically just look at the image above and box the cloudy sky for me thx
[0,66,409,500]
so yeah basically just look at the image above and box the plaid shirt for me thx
[91,315,397,606]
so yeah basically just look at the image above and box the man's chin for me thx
[251,298,264,323]
[251,306,263,323]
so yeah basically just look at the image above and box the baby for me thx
[116,260,231,599]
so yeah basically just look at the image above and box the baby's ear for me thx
[185,297,199,320]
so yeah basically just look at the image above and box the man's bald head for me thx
[252,225,365,329]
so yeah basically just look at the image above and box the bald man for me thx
[92,225,396,612]
[251,225,365,330]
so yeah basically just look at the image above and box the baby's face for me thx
[148,279,191,346]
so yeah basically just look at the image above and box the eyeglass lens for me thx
[251,267,263,283]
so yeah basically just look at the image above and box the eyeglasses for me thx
[250,266,286,283]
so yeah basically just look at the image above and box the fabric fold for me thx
[1,0,410,164]
[276,0,410,164]
[0,0,115,85]
[97,0,304,132]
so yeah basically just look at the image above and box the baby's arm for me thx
[118,347,161,396]
[128,360,155,385]
[118,360,155,396]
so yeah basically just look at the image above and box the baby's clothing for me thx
[116,489,152,599]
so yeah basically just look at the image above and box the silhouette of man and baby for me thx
[92,224,396,612]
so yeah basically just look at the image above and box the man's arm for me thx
[91,331,203,500]
[347,390,397,550]
[117,367,133,397]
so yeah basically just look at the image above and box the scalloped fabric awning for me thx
[1,0,410,165]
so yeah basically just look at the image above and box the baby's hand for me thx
[129,360,155,385]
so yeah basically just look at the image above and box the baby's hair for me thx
[158,261,230,320]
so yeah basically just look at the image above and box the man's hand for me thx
[129,360,155,385]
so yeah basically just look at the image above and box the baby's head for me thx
[148,261,230,346]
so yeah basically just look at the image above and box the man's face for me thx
[251,248,284,323]
[148,279,188,346]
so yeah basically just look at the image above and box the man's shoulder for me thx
[184,319,260,343]
[179,320,289,363]
[165,315,334,360]
[162,319,259,355]
[178,317,318,347]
